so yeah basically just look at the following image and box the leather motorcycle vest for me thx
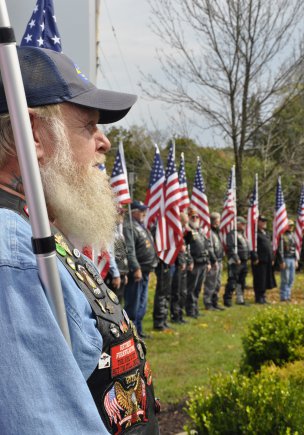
[189,227,209,263]
[0,189,160,435]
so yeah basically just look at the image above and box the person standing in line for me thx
[223,216,250,307]
[277,219,298,302]
[170,211,192,323]
[203,212,225,311]
[123,200,158,338]
[104,206,129,304]
[251,215,276,304]
[185,207,211,318]
[0,47,160,434]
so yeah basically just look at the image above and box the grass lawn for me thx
[142,268,304,404]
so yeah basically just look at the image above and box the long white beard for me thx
[40,144,117,250]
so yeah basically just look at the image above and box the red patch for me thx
[111,338,140,377]
[23,205,29,216]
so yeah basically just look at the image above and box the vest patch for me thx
[111,338,140,377]
[104,372,147,434]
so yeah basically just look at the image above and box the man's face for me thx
[212,218,220,228]
[132,209,146,223]
[258,220,267,230]
[39,103,117,249]
[60,103,111,167]
[189,214,200,229]
[237,222,246,231]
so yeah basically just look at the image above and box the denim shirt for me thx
[0,209,110,434]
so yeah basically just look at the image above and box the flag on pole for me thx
[110,141,131,205]
[178,153,190,211]
[190,157,210,236]
[158,142,183,265]
[295,183,304,260]
[272,177,289,254]
[21,0,62,52]
[144,144,165,230]
[219,167,237,251]
[246,174,259,251]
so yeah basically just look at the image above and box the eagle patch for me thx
[104,372,147,434]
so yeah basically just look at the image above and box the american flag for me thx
[272,177,289,254]
[104,385,123,424]
[219,166,237,251]
[158,142,183,265]
[246,175,259,251]
[295,184,304,260]
[178,153,190,211]
[190,157,210,236]
[144,144,165,231]
[21,0,62,52]
[110,141,131,205]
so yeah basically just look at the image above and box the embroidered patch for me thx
[99,352,111,369]
[110,338,140,377]
[104,372,148,433]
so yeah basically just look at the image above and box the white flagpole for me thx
[255,173,259,252]
[233,165,238,255]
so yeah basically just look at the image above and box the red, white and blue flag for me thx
[219,166,237,251]
[246,175,259,251]
[110,141,131,205]
[295,184,304,260]
[178,153,190,211]
[190,157,210,236]
[272,177,289,254]
[144,144,165,230]
[158,142,183,265]
[104,385,123,424]
[21,0,62,52]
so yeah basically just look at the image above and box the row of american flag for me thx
[109,142,304,265]
[21,0,304,265]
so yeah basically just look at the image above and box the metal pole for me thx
[0,0,71,348]
[255,173,259,252]
[232,165,238,255]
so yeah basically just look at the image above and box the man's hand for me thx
[133,268,142,282]
[280,262,286,270]
[188,263,194,272]
[111,276,121,289]
[206,264,211,273]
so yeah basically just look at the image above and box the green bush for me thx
[240,306,304,374]
[185,367,304,435]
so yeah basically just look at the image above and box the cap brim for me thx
[69,88,137,124]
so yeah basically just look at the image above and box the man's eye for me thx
[86,122,96,132]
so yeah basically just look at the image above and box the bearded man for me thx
[0,47,159,435]
[185,207,211,318]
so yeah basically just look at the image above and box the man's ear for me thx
[28,109,45,161]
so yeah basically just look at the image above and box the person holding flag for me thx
[273,177,295,302]
[123,200,158,338]
[277,219,298,302]
[223,216,251,307]
[0,2,160,432]
[153,141,183,331]
[251,215,276,304]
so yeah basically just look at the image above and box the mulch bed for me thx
[157,401,190,435]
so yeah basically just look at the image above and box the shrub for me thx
[240,306,304,374]
[185,367,304,435]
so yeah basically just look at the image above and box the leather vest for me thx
[0,189,160,435]
[189,227,209,263]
